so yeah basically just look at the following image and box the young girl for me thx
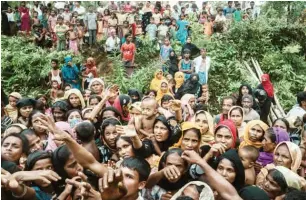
[103,9,110,37]
[66,24,78,54]
[76,19,84,52]
[96,13,104,42]
[199,11,208,24]
[179,49,194,80]
[70,11,78,29]
[108,12,118,37]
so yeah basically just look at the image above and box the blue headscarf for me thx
[64,56,72,65]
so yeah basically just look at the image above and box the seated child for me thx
[5,92,22,122]
[238,145,259,185]
[198,84,209,104]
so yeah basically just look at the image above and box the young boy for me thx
[146,18,157,41]
[233,3,242,22]
[160,38,172,72]
[121,21,131,43]
[152,7,162,25]
[50,80,60,103]
[48,59,62,88]
[157,18,169,44]
[84,5,97,46]
[120,33,136,68]
[54,16,69,51]
[238,145,259,185]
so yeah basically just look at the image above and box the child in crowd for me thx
[31,11,40,27]
[70,11,79,28]
[48,58,62,88]
[239,145,259,185]
[120,33,136,67]
[54,16,69,51]
[179,49,194,80]
[152,7,162,25]
[146,17,157,40]
[76,19,84,51]
[121,21,131,43]
[50,80,60,102]
[198,84,209,104]
[5,92,22,122]
[157,18,169,44]
[96,13,104,42]
[48,9,57,33]
[160,38,172,72]
[204,16,213,37]
[66,24,78,54]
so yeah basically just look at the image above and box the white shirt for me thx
[54,2,66,10]
[97,7,105,15]
[105,36,120,52]
[6,13,15,22]
[193,56,211,82]
[287,105,306,119]
[73,6,86,19]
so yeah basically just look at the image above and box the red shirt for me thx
[121,42,136,61]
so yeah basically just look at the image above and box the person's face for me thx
[26,134,43,153]
[9,96,18,107]
[65,7,69,12]
[172,20,176,25]
[165,153,186,183]
[32,113,45,133]
[195,113,209,134]
[200,49,207,57]
[161,101,170,110]
[188,97,196,109]
[182,185,200,200]
[130,108,141,118]
[130,95,139,102]
[51,11,56,16]
[156,71,163,79]
[262,132,277,153]
[228,2,233,7]
[184,52,190,58]
[241,86,249,95]
[32,158,53,187]
[150,18,154,24]
[83,90,91,101]
[273,144,292,169]
[263,173,282,199]
[216,158,236,184]
[148,92,156,98]
[248,124,264,142]
[64,154,83,178]
[222,99,233,114]
[103,125,118,148]
[187,38,191,43]
[53,107,65,122]
[121,167,146,198]
[89,98,99,108]
[164,38,170,45]
[88,6,93,12]
[229,109,243,127]
[20,105,33,118]
[1,136,23,163]
[141,100,157,119]
[238,149,253,169]
[273,120,288,132]
[38,97,47,106]
[75,2,80,7]
[102,110,116,120]
[242,98,252,109]
[181,129,200,151]
[52,81,59,89]
[215,127,233,150]
[116,138,135,159]
[127,35,133,42]
[69,94,81,108]
[91,81,103,94]
[154,121,169,142]
[161,83,168,93]
[250,2,255,7]
[67,111,82,124]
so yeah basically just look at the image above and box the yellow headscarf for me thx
[173,122,201,148]
[150,69,166,92]
[239,120,269,149]
[174,72,185,89]
[64,89,86,109]
[191,110,214,145]
[156,80,173,104]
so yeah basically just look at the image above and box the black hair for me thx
[272,118,290,131]
[240,145,259,162]
[121,157,151,182]
[51,58,59,64]
[229,106,243,117]
[64,83,72,89]
[57,16,63,20]
[194,104,208,112]
[75,122,95,143]
[125,33,132,39]
[158,148,188,171]
[2,133,29,157]
[20,128,36,139]
[161,94,174,104]
[25,150,52,171]
[268,169,288,193]
[183,128,201,141]
[222,96,236,106]
[88,95,102,105]
[297,91,306,107]
[145,90,157,97]
[265,127,277,143]
[100,118,121,137]
[176,196,194,200]
[66,109,82,120]
[101,106,122,121]
[284,190,306,200]
[27,109,44,128]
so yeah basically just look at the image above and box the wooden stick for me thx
[244,61,259,82]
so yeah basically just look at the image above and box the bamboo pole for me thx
[244,61,259,82]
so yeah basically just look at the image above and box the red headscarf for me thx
[215,119,237,148]
[261,74,274,98]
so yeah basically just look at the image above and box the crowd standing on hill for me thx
[2,1,306,200]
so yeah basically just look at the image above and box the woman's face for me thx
[103,125,118,148]
[38,97,47,105]
[181,129,200,151]
[91,81,103,94]
[216,158,236,184]
[273,120,288,132]
[53,107,65,122]
[64,154,83,178]
[262,173,282,199]
[67,111,82,128]
[215,127,233,150]
[195,113,209,134]
[116,138,135,159]
[149,92,156,98]
[102,110,116,120]
[154,121,169,142]
[273,144,292,169]
[161,101,170,110]
[249,124,264,142]
[32,158,54,187]
[188,97,196,109]
[89,98,100,108]
[1,136,23,163]
[229,109,243,127]
[262,132,276,153]
[161,83,168,93]
[241,86,249,95]
[165,153,186,183]
[187,37,191,43]
[69,94,81,108]
[31,112,45,133]
[20,105,33,118]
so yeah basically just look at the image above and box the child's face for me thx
[51,11,55,16]
[172,20,176,25]
[58,19,63,24]
[126,35,133,42]
[65,7,69,12]
[182,185,200,200]
[141,100,157,119]
[238,149,253,169]
[164,39,170,45]
[69,25,73,30]
[9,96,18,107]
[184,52,190,58]
[52,81,59,89]
[51,61,58,68]
[121,166,146,198]
[34,12,38,17]
[161,101,170,110]
[148,92,156,98]
[150,19,154,24]
[202,85,208,93]
[154,8,158,13]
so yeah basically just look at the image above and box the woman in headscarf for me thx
[214,149,245,193]
[173,122,201,152]
[16,98,36,126]
[150,69,166,92]
[193,110,214,146]
[236,84,253,107]
[64,88,85,110]
[88,78,105,97]
[256,141,302,187]
[173,72,184,98]
[241,94,260,123]
[229,106,246,138]
[82,57,98,89]
[113,94,131,124]
[257,127,290,167]
[128,89,143,103]
[61,56,80,90]
[181,37,200,59]
[170,181,214,200]
[180,74,201,99]
[257,74,276,105]
[181,94,196,121]
[51,100,69,122]
[156,80,173,104]
[239,120,269,149]
[167,50,179,77]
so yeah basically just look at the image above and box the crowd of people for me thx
[2,1,306,200]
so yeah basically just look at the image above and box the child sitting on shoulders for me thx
[50,80,60,103]
[239,145,259,185]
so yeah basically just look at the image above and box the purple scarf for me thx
[257,152,274,167]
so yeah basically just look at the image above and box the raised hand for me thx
[181,150,203,165]
[12,170,61,185]
[163,165,181,182]
[169,100,182,111]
